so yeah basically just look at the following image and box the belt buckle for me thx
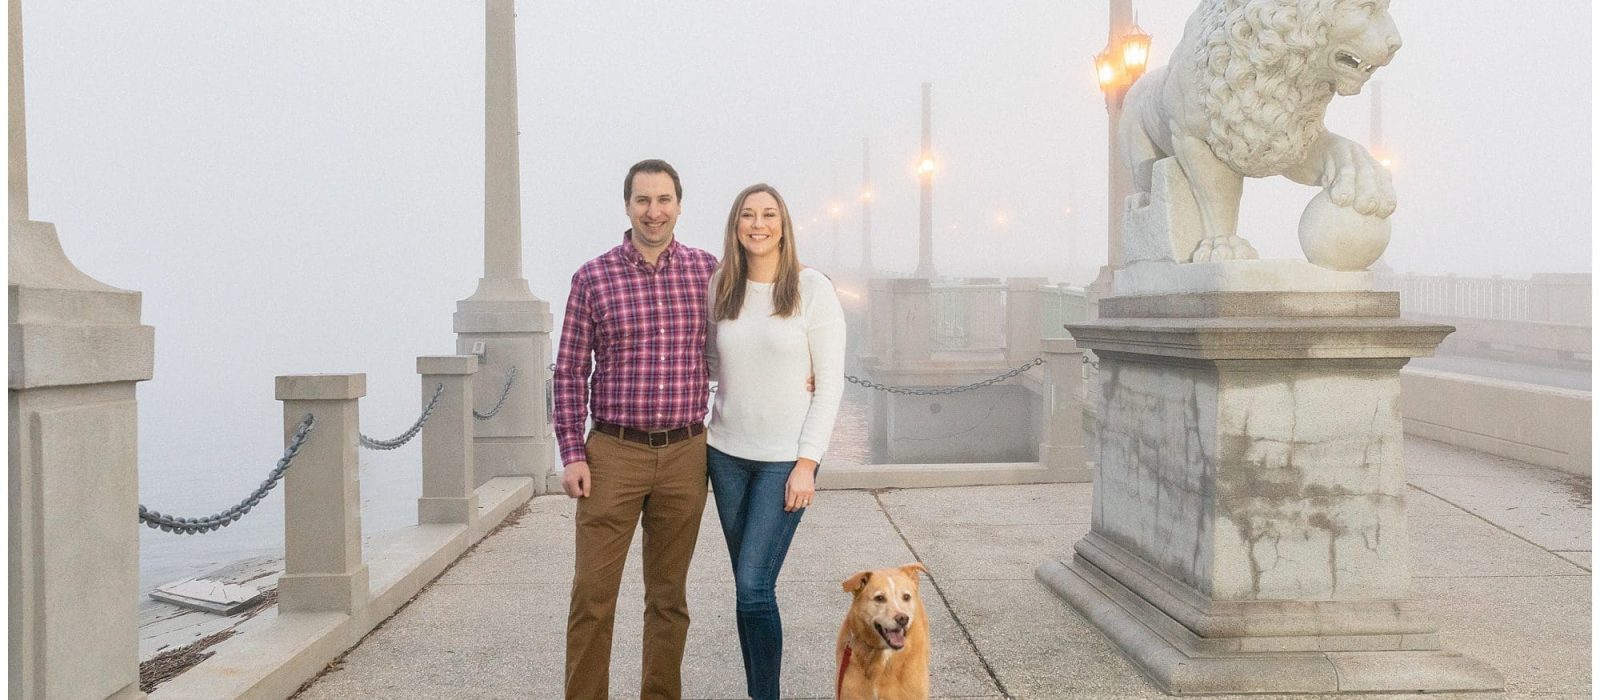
[647,430,670,448]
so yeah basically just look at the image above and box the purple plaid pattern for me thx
[554,231,718,466]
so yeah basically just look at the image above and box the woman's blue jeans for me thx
[706,446,807,700]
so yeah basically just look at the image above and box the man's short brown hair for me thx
[624,159,683,202]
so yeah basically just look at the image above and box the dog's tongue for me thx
[884,628,907,649]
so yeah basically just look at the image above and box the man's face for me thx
[626,171,681,251]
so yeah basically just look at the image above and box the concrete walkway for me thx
[296,437,1590,699]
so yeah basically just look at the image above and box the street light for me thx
[917,157,936,175]
[1122,20,1152,76]
[1094,15,1154,109]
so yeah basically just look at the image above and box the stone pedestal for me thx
[1038,291,1503,694]
[1038,338,1091,481]
[276,374,370,615]
[10,220,153,700]
[417,355,480,526]
[454,296,554,488]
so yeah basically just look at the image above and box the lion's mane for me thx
[1187,0,1380,177]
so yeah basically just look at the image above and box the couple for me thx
[553,159,848,700]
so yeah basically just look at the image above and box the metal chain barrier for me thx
[359,383,444,450]
[474,365,518,420]
[844,356,1045,396]
[138,413,316,535]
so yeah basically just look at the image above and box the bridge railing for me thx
[1378,271,1591,325]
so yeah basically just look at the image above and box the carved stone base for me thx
[1038,554,1504,694]
[1050,293,1501,695]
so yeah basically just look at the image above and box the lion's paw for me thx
[1190,236,1260,262]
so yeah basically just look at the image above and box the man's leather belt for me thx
[592,421,704,448]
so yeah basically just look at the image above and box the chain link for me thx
[359,383,444,450]
[474,365,518,420]
[138,413,316,535]
[844,356,1045,396]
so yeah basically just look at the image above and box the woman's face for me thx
[736,191,783,261]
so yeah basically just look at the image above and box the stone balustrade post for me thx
[417,356,480,526]
[1005,277,1047,364]
[1039,338,1090,480]
[885,277,933,364]
[275,374,369,615]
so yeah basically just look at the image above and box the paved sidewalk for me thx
[297,437,1590,699]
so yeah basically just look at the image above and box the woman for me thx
[705,183,847,700]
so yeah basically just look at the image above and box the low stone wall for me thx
[1400,368,1592,476]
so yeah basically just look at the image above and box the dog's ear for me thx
[899,562,929,581]
[841,570,873,594]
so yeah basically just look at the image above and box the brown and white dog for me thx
[836,563,930,700]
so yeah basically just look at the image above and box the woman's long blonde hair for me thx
[713,183,801,321]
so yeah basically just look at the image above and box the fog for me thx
[15,1,1591,583]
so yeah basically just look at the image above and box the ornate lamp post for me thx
[1087,1,1153,312]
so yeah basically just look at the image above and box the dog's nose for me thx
[894,613,909,627]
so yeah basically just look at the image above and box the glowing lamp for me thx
[1094,48,1119,92]
[1122,21,1152,80]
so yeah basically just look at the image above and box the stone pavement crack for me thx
[872,490,1014,700]
[1408,481,1590,573]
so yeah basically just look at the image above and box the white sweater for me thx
[705,267,847,463]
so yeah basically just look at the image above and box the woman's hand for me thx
[785,459,818,512]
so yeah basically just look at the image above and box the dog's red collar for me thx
[837,644,852,699]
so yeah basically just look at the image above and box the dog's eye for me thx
[903,594,911,601]
[873,594,886,602]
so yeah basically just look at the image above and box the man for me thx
[554,159,719,700]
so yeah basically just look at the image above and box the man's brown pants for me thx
[565,430,708,700]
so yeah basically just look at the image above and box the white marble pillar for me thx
[454,0,555,490]
[276,374,370,615]
[9,0,152,696]
[417,355,480,526]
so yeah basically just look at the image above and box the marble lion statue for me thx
[1119,0,1402,262]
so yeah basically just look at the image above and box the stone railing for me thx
[1377,272,1591,366]
[1378,272,1591,324]
[930,280,1008,351]
[876,277,1089,365]
[146,364,536,698]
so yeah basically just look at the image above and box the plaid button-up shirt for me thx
[553,231,719,466]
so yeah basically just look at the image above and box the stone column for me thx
[9,0,152,695]
[417,356,480,526]
[1038,338,1090,481]
[860,137,874,275]
[1086,0,1136,318]
[276,374,370,615]
[454,0,555,490]
[1005,277,1047,364]
[914,82,936,279]
[1038,291,1502,694]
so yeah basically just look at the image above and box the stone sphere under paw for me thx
[1298,190,1390,271]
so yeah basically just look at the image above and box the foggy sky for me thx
[15,1,1593,501]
